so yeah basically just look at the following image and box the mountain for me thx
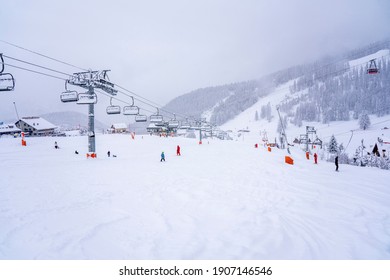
[163,40,390,127]
[40,111,108,131]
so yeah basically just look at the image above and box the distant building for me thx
[0,122,21,136]
[15,117,57,136]
[147,122,166,134]
[111,123,128,133]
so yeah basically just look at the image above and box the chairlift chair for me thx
[150,107,164,123]
[123,105,139,115]
[168,120,179,128]
[135,114,147,122]
[0,73,15,91]
[76,92,98,104]
[367,59,379,74]
[0,54,15,92]
[60,91,78,102]
[0,53,5,73]
[180,118,190,129]
[123,97,139,115]
[168,114,179,128]
[106,98,121,115]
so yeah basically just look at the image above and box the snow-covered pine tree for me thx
[266,102,272,122]
[359,111,371,130]
[328,135,339,154]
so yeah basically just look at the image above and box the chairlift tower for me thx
[276,106,290,154]
[306,126,316,152]
[67,70,117,155]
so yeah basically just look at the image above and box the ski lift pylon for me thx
[367,59,379,74]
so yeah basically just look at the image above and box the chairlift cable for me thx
[4,63,66,81]
[0,39,88,71]
[3,55,71,77]
[4,41,389,127]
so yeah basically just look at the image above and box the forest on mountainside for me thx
[164,40,390,126]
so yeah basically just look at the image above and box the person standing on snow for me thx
[335,155,339,171]
[176,145,181,156]
[314,152,318,164]
[160,151,165,162]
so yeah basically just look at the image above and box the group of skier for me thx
[160,145,181,162]
[313,152,339,171]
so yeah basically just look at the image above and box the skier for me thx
[54,141,59,149]
[335,155,339,171]
[314,152,318,164]
[160,151,165,162]
[107,151,111,157]
[176,145,181,156]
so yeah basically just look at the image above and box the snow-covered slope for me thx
[221,77,390,159]
[349,49,390,68]
[1,134,389,259]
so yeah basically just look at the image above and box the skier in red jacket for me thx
[314,152,318,164]
[176,145,181,156]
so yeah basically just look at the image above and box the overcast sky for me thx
[1,0,390,123]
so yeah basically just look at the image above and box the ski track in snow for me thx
[1,134,390,259]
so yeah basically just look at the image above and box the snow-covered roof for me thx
[147,123,166,129]
[20,117,57,130]
[0,122,21,134]
[112,123,127,129]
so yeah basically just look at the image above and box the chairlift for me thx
[135,114,147,122]
[0,54,15,92]
[150,107,164,123]
[60,91,78,102]
[180,118,191,129]
[0,53,5,73]
[155,121,166,127]
[122,97,139,115]
[0,73,15,91]
[106,98,121,115]
[168,113,179,128]
[76,92,98,104]
[367,59,379,74]
[168,120,179,128]
[123,105,139,115]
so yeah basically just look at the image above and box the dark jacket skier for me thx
[335,155,339,171]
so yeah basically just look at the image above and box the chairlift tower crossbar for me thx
[67,70,117,154]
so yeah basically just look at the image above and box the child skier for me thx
[160,151,165,162]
